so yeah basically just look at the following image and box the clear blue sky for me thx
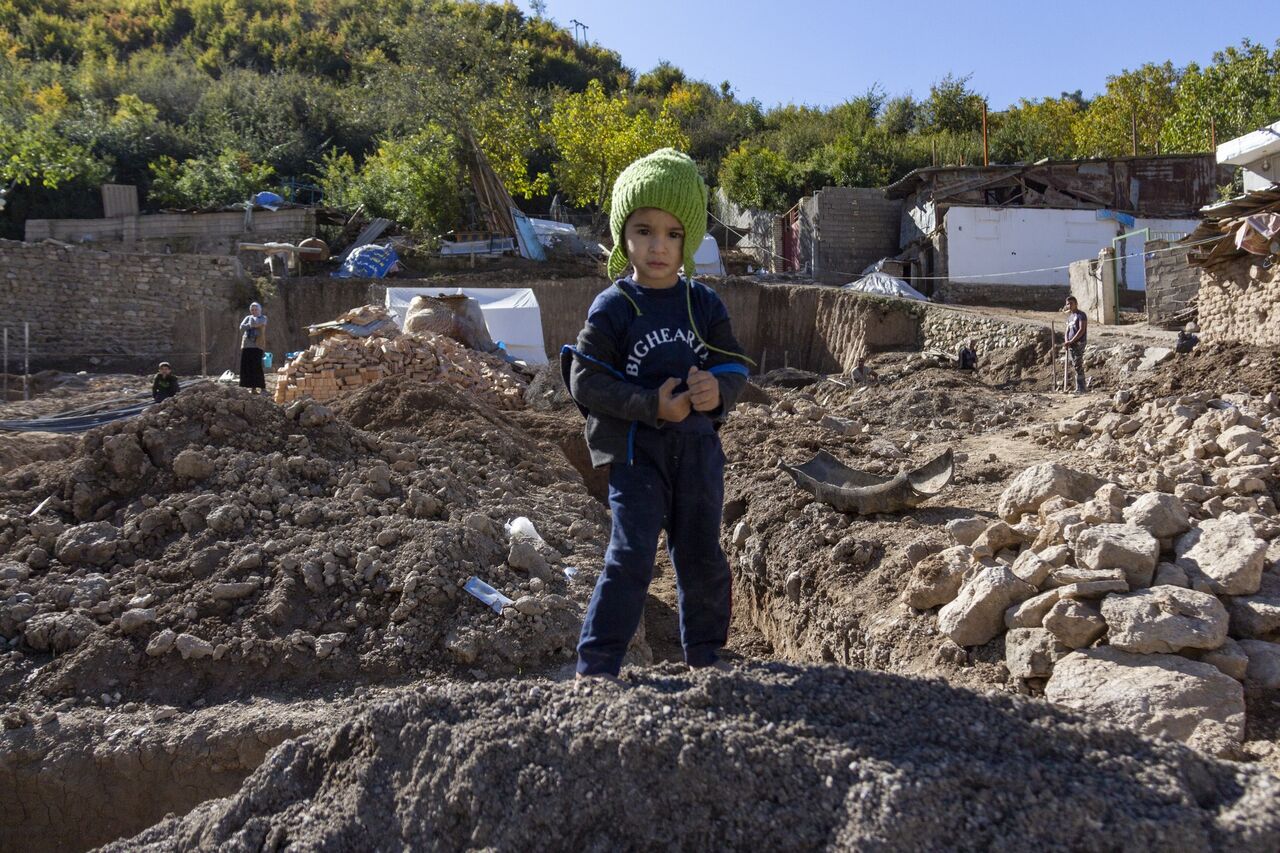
[533,0,1280,109]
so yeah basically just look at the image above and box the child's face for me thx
[160,366,171,375]
[624,207,683,287]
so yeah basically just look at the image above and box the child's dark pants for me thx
[576,429,732,676]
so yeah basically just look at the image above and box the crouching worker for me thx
[561,149,753,680]
[152,361,180,403]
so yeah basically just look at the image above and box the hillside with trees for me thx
[3,0,1278,238]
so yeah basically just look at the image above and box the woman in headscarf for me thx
[239,302,268,393]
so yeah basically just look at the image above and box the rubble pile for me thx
[108,665,1280,852]
[903,389,1280,755]
[272,305,526,409]
[0,384,607,708]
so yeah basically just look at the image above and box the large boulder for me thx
[997,463,1107,523]
[1044,646,1246,755]
[1122,493,1191,540]
[937,566,1036,647]
[1175,514,1267,596]
[1100,587,1228,654]
[53,522,119,567]
[1073,525,1159,589]
[1225,572,1280,640]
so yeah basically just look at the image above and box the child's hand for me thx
[657,377,691,423]
[688,366,720,412]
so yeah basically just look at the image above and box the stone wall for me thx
[921,310,1053,360]
[25,209,318,260]
[934,281,1070,311]
[0,240,247,374]
[0,242,1063,382]
[1145,240,1200,329]
[1198,256,1280,347]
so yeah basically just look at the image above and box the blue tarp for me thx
[332,244,400,279]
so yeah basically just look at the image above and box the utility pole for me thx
[981,100,989,166]
[568,18,588,45]
[1209,115,1217,152]
[1131,109,1139,157]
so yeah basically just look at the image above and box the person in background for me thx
[239,302,268,394]
[1062,296,1088,394]
[152,361,180,402]
[850,356,879,386]
[1175,322,1200,354]
[958,339,978,371]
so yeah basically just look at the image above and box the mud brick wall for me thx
[1145,241,1200,328]
[0,240,248,374]
[935,281,1070,311]
[1198,256,1280,347]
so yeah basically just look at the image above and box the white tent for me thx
[384,287,548,365]
[694,233,724,276]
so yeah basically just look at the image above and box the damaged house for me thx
[884,154,1230,308]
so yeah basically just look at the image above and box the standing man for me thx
[958,339,978,371]
[1062,296,1088,394]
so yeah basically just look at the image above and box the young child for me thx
[152,361,180,402]
[561,148,751,679]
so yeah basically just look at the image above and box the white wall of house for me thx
[944,206,1199,291]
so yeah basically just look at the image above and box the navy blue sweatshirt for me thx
[563,277,750,467]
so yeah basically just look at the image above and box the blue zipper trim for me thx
[627,422,637,465]
[561,345,627,380]
[708,363,750,377]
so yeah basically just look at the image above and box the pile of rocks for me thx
[273,305,526,410]
[904,407,1279,755]
[0,384,606,708]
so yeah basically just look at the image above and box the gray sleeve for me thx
[568,323,661,427]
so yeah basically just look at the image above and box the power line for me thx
[707,207,1219,283]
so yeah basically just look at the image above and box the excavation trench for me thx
[0,698,344,852]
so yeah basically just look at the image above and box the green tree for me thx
[544,79,688,209]
[314,127,462,235]
[148,148,275,208]
[1073,62,1178,157]
[989,95,1084,163]
[718,143,794,211]
[1161,39,1280,153]
[922,73,985,134]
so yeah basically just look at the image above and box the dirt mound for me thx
[109,664,1280,852]
[0,383,608,709]
[523,361,575,412]
[1148,342,1280,397]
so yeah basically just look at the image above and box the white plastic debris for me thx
[505,516,546,547]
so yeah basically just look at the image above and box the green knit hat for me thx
[607,148,708,281]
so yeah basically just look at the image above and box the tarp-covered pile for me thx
[273,305,526,409]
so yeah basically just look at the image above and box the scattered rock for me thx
[1224,572,1280,639]
[118,608,157,633]
[1240,639,1280,690]
[1101,588,1227,654]
[1175,514,1267,596]
[53,522,119,567]
[937,566,1036,647]
[903,547,972,610]
[1122,493,1190,540]
[1042,599,1106,649]
[1073,525,1159,589]
[1005,627,1067,679]
[23,611,96,653]
[996,463,1106,522]
[945,517,986,547]
[174,633,215,660]
[172,449,215,480]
